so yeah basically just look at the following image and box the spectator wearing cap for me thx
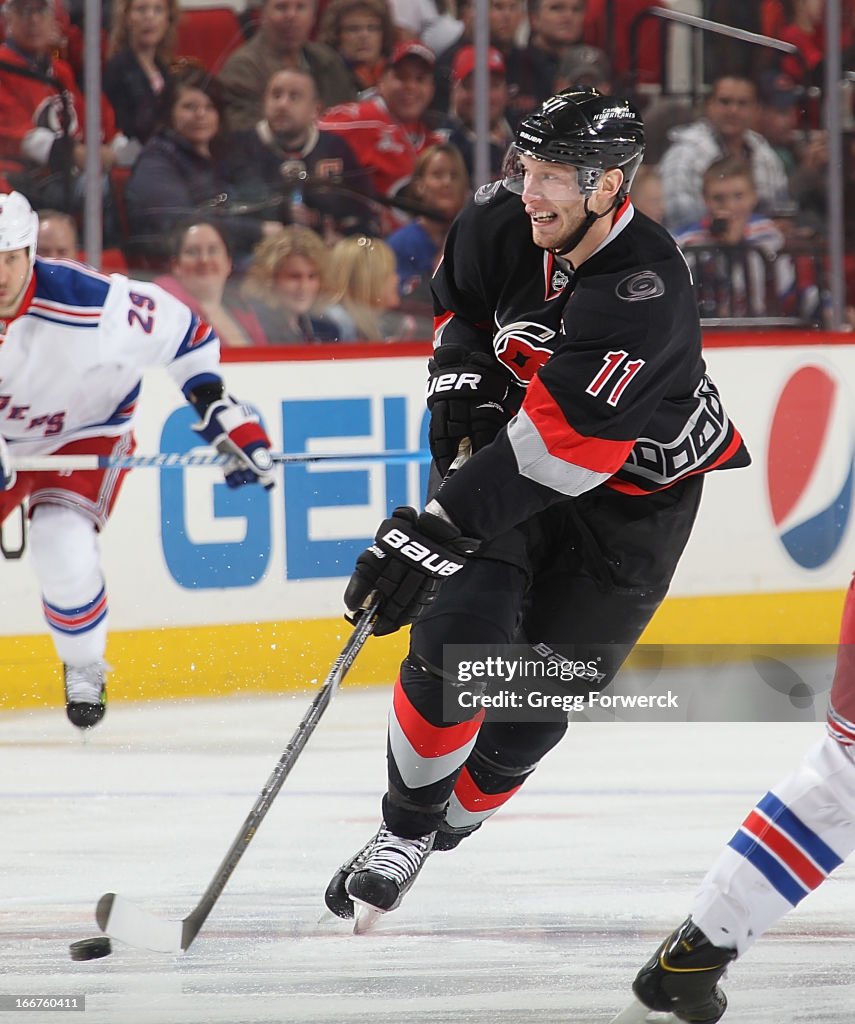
[441,45,512,181]
[757,72,803,177]
[316,0,396,96]
[319,41,444,220]
[430,0,537,124]
[0,0,133,213]
[658,73,790,232]
[553,43,612,93]
[217,0,356,133]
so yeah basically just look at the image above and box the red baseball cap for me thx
[388,41,436,69]
[451,45,506,84]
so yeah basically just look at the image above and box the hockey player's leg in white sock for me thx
[628,584,855,1022]
[691,732,855,956]
[29,504,109,728]
[626,734,855,1023]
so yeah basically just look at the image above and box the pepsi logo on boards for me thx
[767,364,853,570]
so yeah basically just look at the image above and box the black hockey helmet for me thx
[503,87,645,198]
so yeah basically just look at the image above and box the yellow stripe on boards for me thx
[0,589,846,713]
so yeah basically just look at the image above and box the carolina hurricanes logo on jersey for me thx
[493,319,556,385]
[615,270,665,302]
[34,93,79,136]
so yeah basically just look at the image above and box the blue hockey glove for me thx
[192,397,275,489]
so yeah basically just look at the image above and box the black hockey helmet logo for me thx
[503,87,645,198]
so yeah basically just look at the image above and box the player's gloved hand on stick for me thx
[0,434,16,491]
[426,345,509,476]
[345,506,480,636]
[193,396,275,489]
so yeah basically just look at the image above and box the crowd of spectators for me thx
[7,0,855,341]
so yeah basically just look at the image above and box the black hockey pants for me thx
[382,475,704,838]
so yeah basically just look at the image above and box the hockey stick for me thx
[94,599,380,953]
[11,448,430,472]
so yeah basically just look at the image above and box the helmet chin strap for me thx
[551,193,621,260]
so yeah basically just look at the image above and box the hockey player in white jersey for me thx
[0,192,274,731]
[619,578,855,1023]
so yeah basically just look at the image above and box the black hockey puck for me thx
[69,937,112,961]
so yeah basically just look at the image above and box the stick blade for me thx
[95,892,184,954]
[607,998,676,1023]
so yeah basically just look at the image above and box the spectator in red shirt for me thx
[319,41,443,212]
[0,0,131,212]
[583,0,664,87]
[779,0,826,86]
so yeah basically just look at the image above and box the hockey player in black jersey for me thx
[324,88,751,935]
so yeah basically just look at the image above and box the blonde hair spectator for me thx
[326,235,400,341]
[243,226,329,301]
[241,226,340,344]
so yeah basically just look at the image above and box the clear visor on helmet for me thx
[501,146,603,200]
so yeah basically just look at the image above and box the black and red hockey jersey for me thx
[431,183,751,542]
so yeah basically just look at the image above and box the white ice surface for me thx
[3,686,855,1024]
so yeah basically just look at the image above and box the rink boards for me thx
[1,334,853,710]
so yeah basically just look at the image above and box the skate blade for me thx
[607,998,676,1023]
[352,900,385,934]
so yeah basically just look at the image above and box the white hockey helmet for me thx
[0,191,40,272]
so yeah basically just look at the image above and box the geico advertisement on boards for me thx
[0,347,853,635]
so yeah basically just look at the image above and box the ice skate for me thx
[64,662,107,729]
[628,917,736,1023]
[324,822,435,931]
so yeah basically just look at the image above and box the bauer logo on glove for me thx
[426,346,510,476]
[345,506,479,636]
[379,526,466,576]
[425,371,484,398]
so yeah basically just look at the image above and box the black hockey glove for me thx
[345,506,480,636]
[426,345,509,476]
